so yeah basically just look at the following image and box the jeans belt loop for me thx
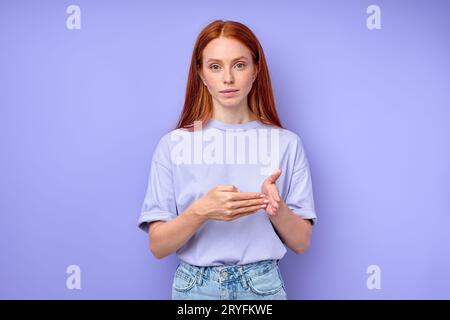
[196,267,204,286]
[238,267,248,289]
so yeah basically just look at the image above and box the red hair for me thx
[173,19,284,131]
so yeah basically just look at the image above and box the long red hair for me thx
[173,20,284,131]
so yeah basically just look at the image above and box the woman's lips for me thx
[220,89,239,97]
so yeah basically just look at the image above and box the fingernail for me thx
[263,199,269,203]
[261,204,267,208]
[260,194,266,197]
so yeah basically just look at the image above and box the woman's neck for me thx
[212,109,258,125]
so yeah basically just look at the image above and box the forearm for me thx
[269,200,312,254]
[149,205,207,259]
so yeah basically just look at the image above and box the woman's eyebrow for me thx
[207,56,248,63]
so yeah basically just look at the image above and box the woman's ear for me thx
[197,70,207,86]
[252,65,259,82]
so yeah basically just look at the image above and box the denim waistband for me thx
[178,259,279,286]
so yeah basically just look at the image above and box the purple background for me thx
[1,0,449,299]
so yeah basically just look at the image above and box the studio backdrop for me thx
[1,0,449,299]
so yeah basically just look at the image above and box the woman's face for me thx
[199,37,257,110]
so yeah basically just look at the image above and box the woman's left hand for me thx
[261,168,282,216]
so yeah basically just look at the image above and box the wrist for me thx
[186,202,207,223]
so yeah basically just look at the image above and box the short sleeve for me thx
[138,135,178,233]
[285,135,318,225]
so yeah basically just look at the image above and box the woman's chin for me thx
[220,99,242,108]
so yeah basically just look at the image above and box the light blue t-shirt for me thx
[138,118,317,266]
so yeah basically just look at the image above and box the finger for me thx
[231,198,269,209]
[271,197,280,209]
[266,192,279,209]
[217,185,239,192]
[265,205,276,216]
[268,186,281,203]
[267,168,282,183]
[230,192,266,201]
[269,204,279,216]
[273,188,281,202]
[271,201,279,210]
[231,203,267,216]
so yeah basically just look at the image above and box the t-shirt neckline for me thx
[206,118,263,131]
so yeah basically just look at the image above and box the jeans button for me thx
[221,271,228,278]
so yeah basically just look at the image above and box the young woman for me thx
[138,20,317,300]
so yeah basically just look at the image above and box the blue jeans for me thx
[171,259,288,300]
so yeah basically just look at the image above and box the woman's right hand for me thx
[190,185,269,222]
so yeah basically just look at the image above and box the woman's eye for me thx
[209,63,246,71]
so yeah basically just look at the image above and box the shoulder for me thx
[278,127,303,143]
[153,128,193,163]
[158,127,190,143]
[259,124,304,149]
[161,128,193,148]
[151,131,179,166]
